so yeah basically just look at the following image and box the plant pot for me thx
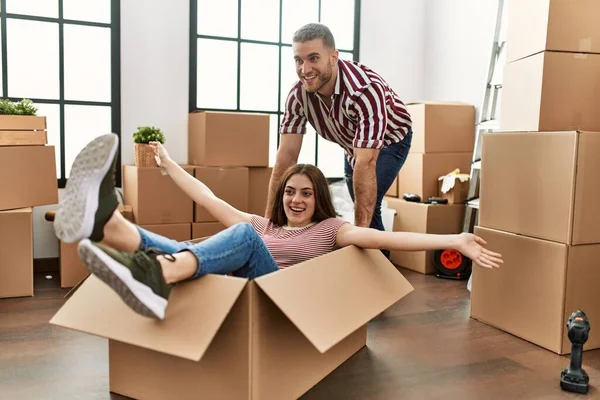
[134,143,157,167]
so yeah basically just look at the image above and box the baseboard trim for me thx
[34,257,59,273]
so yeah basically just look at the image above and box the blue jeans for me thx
[136,222,279,279]
[344,130,413,257]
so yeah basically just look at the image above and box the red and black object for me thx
[433,249,471,280]
[560,309,591,394]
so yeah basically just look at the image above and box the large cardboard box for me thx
[189,111,269,167]
[406,102,475,154]
[386,198,465,274]
[471,226,600,355]
[123,165,194,225]
[501,51,600,132]
[248,167,273,216]
[397,152,472,200]
[506,0,600,63]
[0,146,58,211]
[50,246,414,399]
[480,130,600,245]
[194,167,249,222]
[0,208,33,298]
[139,223,191,242]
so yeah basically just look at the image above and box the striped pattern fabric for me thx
[250,215,349,269]
[280,59,412,166]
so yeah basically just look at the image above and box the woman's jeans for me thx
[137,222,279,280]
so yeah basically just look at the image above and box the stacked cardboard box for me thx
[384,102,475,274]
[0,115,58,298]
[471,0,600,355]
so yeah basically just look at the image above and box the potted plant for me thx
[132,126,166,167]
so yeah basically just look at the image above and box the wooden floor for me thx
[1,270,598,399]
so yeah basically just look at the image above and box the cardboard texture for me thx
[192,222,226,239]
[189,111,270,167]
[397,152,472,200]
[0,130,47,146]
[139,223,192,242]
[501,51,600,132]
[248,167,273,215]
[385,198,465,274]
[123,165,194,224]
[0,146,58,211]
[406,102,475,154]
[438,178,469,205]
[0,208,33,298]
[194,167,249,222]
[471,226,600,355]
[0,115,46,131]
[506,0,600,63]
[50,246,414,399]
[480,130,600,245]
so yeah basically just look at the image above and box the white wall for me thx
[33,0,190,259]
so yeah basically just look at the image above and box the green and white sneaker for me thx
[77,239,174,320]
[54,133,119,243]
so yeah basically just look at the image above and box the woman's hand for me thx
[149,141,171,172]
[455,232,503,269]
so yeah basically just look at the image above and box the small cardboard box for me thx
[501,51,600,132]
[386,198,465,274]
[194,167,249,222]
[0,115,47,146]
[139,223,191,242]
[480,130,600,245]
[50,246,414,399]
[123,165,194,225]
[397,152,472,200]
[406,102,475,154]
[471,226,600,355]
[506,0,600,63]
[189,111,270,167]
[0,208,33,298]
[0,146,58,211]
[437,172,470,205]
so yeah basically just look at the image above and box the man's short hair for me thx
[292,23,336,49]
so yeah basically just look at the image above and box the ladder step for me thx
[471,160,481,170]
[477,119,500,130]
[467,198,480,209]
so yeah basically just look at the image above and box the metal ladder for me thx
[463,0,507,234]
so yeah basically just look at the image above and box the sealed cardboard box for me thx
[0,146,58,211]
[189,111,269,167]
[194,167,249,222]
[50,246,413,400]
[139,223,191,242]
[0,208,33,298]
[506,0,600,63]
[471,226,600,355]
[397,152,472,200]
[248,167,273,215]
[123,165,194,225]
[480,130,600,245]
[501,51,600,132]
[192,222,226,239]
[406,102,475,154]
[386,198,465,274]
[0,115,47,146]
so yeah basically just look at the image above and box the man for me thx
[265,23,413,257]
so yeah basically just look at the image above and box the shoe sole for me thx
[54,134,118,243]
[78,239,167,320]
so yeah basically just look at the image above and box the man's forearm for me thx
[353,163,377,227]
[264,158,294,218]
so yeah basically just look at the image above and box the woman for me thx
[54,134,502,320]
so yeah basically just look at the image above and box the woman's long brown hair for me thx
[268,164,338,227]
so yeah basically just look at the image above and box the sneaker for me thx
[54,134,120,243]
[77,238,174,320]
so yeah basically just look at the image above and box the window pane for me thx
[240,43,278,111]
[6,0,58,18]
[280,45,299,111]
[339,51,354,61]
[281,0,319,44]
[241,0,279,42]
[64,25,111,102]
[197,39,237,109]
[197,0,238,38]
[269,114,279,167]
[7,19,59,99]
[36,103,61,178]
[320,0,355,50]
[297,127,316,165]
[64,105,111,177]
[317,135,345,177]
[63,0,110,23]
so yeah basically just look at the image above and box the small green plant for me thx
[0,98,38,115]
[132,126,166,144]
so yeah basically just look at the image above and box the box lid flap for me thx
[255,246,414,353]
[50,274,247,361]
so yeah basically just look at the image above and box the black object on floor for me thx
[560,310,591,394]
[433,249,471,280]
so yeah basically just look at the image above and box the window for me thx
[190,0,360,178]
[1,0,120,187]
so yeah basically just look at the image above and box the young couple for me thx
[53,134,502,320]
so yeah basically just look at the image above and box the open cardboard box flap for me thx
[50,273,247,362]
[255,246,414,353]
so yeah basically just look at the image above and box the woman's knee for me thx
[230,222,257,237]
